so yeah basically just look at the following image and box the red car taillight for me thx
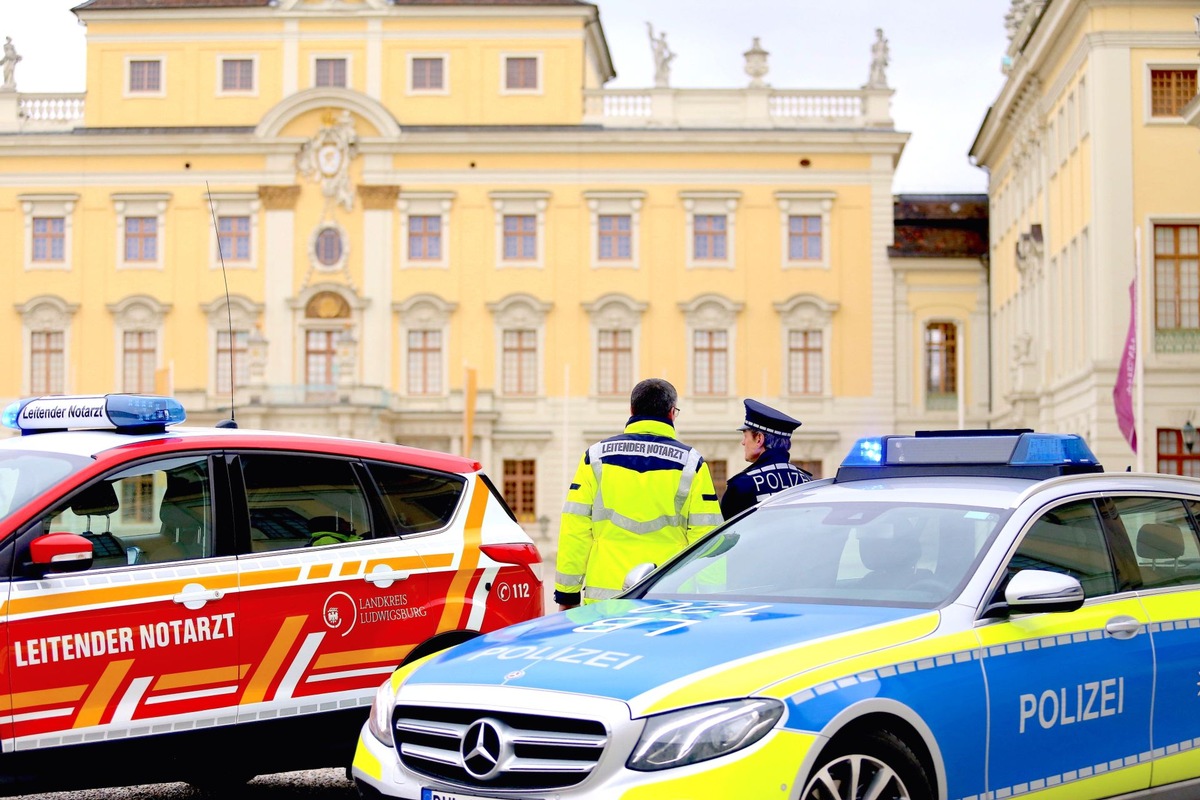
[480,541,541,565]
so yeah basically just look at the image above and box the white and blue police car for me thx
[352,429,1200,800]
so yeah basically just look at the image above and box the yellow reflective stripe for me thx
[634,613,942,715]
[154,666,240,691]
[76,659,133,728]
[8,573,240,616]
[243,614,306,704]
[591,506,684,534]
[673,448,701,516]
[436,475,487,634]
[314,645,412,670]
[9,685,86,712]
[352,736,385,781]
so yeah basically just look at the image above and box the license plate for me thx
[422,789,510,800]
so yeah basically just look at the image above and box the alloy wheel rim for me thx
[803,753,910,800]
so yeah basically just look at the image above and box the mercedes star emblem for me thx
[461,718,506,780]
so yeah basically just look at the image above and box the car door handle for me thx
[366,570,410,585]
[1105,616,1143,639]
[173,589,223,604]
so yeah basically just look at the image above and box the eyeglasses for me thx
[672,406,681,416]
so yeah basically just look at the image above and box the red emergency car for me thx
[0,394,542,794]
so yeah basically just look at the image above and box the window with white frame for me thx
[399,192,454,269]
[679,294,742,397]
[584,293,646,397]
[502,55,540,93]
[1149,66,1198,119]
[126,57,164,96]
[19,194,77,271]
[502,459,537,522]
[787,331,822,395]
[206,192,259,269]
[692,329,728,396]
[396,293,457,396]
[776,191,835,270]
[113,194,170,270]
[775,293,837,398]
[219,57,256,94]
[409,55,447,93]
[488,293,551,397]
[490,191,549,268]
[299,289,355,403]
[314,57,349,88]
[203,295,261,397]
[17,295,77,396]
[1153,224,1200,338]
[925,321,958,411]
[307,221,350,274]
[108,295,171,394]
[215,330,248,396]
[585,191,643,269]
[682,192,740,269]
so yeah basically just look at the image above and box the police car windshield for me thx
[0,450,89,519]
[641,502,1006,607]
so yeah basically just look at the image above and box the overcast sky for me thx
[0,0,1011,193]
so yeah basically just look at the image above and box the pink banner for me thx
[1113,278,1137,453]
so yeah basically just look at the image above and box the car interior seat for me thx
[69,481,129,566]
[857,523,933,590]
[1137,522,1185,587]
[154,475,209,561]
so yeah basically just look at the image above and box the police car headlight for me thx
[627,698,784,771]
[367,678,398,748]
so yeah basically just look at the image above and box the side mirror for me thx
[28,532,94,575]
[622,562,658,592]
[1003,569,1085,614]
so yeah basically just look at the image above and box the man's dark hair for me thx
[630,378,677,418]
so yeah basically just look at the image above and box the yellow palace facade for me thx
[972,0,1200,477]
[0,0,989,549]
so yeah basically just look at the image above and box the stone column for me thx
[258,185,301,390]
[359,184,399,393]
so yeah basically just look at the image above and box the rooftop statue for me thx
[646,22,675,89]
[865,28,889,89]
[1,37,21,91]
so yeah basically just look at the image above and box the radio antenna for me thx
[206,181,238,429]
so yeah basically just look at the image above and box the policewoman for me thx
[720,398,812,519]
[555,378,723,609]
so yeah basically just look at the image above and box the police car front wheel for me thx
[801,730,932,800]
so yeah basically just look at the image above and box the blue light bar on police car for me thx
[837,430,1102,481]
[2,395,186,434]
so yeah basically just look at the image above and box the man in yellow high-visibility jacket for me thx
[555,378,724,609]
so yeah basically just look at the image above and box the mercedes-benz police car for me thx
[0,394,542,795]
[353,429,1200,800]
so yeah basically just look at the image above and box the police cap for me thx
[737,398,802,436]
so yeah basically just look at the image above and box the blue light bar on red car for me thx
[2,395,186,434]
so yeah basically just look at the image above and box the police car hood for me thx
[403,599,938,715]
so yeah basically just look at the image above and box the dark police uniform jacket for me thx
[719,448,812,519]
